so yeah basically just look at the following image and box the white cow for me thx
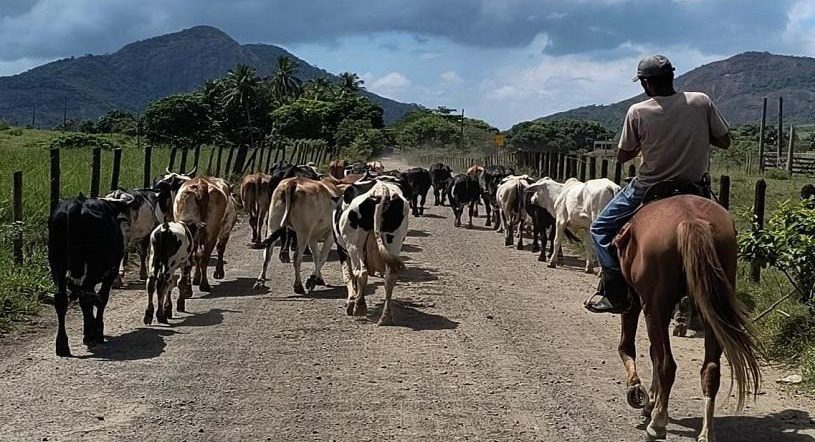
[496,175,532,250]
[528,177,619,273]
[335,180,409,325]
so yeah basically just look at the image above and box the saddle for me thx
[641,178,709,206]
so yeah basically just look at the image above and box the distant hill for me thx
[0,26,420,127]
[539,52,815,130]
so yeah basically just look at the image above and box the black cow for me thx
[481,165,514,229]
[403,167,432,217]
[48,195,131,357]
[267,162,320,261]
[429,163,453,206]
[447,174,481,228]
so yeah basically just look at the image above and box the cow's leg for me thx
[79,291,97,347]
[495,207,504,232]
[248,213,258,244]
[343,260,357,316]
[312,237,334,288]
[198,237,216,292]
[433,185,441,206]
[144,275,157,325]
[278,230,291,263]
[583,229,595,274]
[353,269,369,316]
[178,264,193,312]
[698,322,724,442]
[516,218,525,250]
[253,241,274,291]
[214,233,230,280]
[138,236,149,280]
[453,205,461,228]
[93,276,114,344]
[292,236,307,295]
[419,191,427,216]
[544,222,557,262]
[548,221,567,268]
[467,202,474,229]
[305,238,325,292]
[379,269,398,326]
[411,196,420,217]
[54,290,71,357]
[483,197,491,226]
[503,211,513,246]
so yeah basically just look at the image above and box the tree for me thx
[507,120,614,153]
[269,56,303,104]
[338,72,363,96]
[95,110,138,135]
[221,65,262,173]
[303,77,335,101]
[142,93,211,146]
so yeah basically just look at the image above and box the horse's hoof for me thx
[293,282,305,295]
[199,281,211,292]
[626,384,650,410]
[157,314,168,325]
[646,423,666,441]
[345,302,355,316]
[214,269,225,280]
[143,310,154,325]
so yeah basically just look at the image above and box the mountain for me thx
[539,52,815,130]
[0,26,420,127]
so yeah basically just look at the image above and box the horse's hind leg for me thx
[620,304,650,415]
[645,314,676,440]
[697,324,723,442]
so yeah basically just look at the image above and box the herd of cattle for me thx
[45,153,630,357]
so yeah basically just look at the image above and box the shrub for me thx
[8,128,23,136]
[50,133,116,150]
[0,120,10,131]
[765,168,791,180]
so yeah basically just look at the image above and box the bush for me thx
[765,168,791,180]
[8,128,23,136]
[50,133,116,150]
[0,120,10,131]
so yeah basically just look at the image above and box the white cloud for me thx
[366,71,412,99]
[784,0,815,55]
[440,70,463,84]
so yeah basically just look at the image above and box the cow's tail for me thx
[65,200,85,284]
[252,173,262,218]
[373,187,405,273]
[514,180,527,225]
[677,219,760,410]
[152,223,171,278]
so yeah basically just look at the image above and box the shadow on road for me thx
[465,225,499,232]
[421,213,446,219]
[670,410,815,441]
[407,229,430,238]
[285,285,347,300]
[402,244,423,253]
[200,277,259,299]
[367,299,459,331]
[174,308,239,327]
[83,327,177,361]
[401,266,440,283]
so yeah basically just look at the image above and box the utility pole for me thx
[460,108,465,150]
[777,96,783,160]
[31,104,36,128]
[63,97,68,127]
[758,97,767,173]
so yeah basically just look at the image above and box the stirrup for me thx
[584,293,629,314]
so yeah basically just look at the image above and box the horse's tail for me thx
[677,219,760,410]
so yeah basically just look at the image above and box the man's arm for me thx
[711,132,731,150]
[617,107,641,163]
[617,148,639,163]
[707,96,731,149]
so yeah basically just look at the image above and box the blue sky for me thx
[2,0,814,129]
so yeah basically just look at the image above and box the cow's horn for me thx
[186,165,198,177]
[165,166,173,175]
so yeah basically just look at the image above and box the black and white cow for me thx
[446,174,481,229]
[802,184,815,207]
[104,189,159,287]
[496,175,533,249]
[429,163,453,206]
[144,222,195,325]
[48,195,130,357]
[152,168,196,222]
[480,164,514,229]
[333,180,409,325]
[403,167,432,217]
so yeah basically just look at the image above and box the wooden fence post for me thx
[90,147,101,198]
[224,146,236,176]
[613,161,622,185]
[750,179,767,283]
[12,171,23,265]
[143,144,152,188]
[50,148,60,213]
[601,159,609,178]
[786,125,795,175]
[538,153,543,178]
[216,146,224,177]
[777,96,784,160]
[179,146,189,172]
[555,154,563,180]
[589,156,597,180]
[168,146,178,171]
[110,147,122,191]
[193,145,201,171]
[579,156,587,181]
[719,175,730,209]
[758,97,767,173]
[206,147,215,175]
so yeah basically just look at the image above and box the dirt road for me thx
[1,153,813,441]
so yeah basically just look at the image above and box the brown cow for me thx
[254,177,341,294]
[328,159,348,179]
[240,172,272,245]
[466,165,485,178]
[173,177,237,305]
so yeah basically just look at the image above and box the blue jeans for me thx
[590,179,647,272]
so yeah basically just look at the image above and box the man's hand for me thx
[711,132,731,149]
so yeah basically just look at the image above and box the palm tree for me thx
[270,56,302,103]
[338,72,363,97]
[303,77,333,101]
[221,64,260,173]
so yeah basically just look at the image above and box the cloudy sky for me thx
[2,0,814,128]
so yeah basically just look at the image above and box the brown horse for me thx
[614,195,760,441]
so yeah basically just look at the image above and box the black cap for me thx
[633,55,675,82]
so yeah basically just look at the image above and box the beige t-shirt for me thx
[618,91,729,186]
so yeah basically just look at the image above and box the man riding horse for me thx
[585,54,731,314]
